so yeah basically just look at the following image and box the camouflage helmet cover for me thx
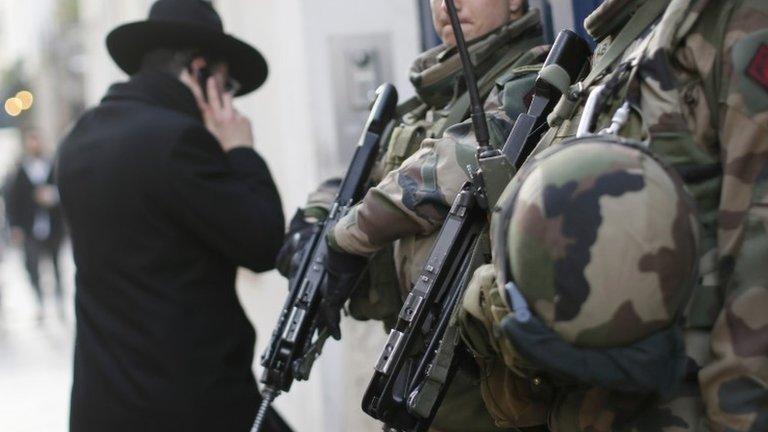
[494,138,700,348]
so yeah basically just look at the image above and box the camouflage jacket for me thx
[327,48,548,289]
[460,0,768,431]
[375,9,545,180]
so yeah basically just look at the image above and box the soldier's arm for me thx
[698,2,768,430]
[328,134,475,255]
[329,73,539,256]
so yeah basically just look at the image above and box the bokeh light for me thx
[4,98,23,116]
[16,90,34,110]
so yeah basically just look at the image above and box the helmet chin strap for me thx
[500,311,688,397]
[503,281,532,323]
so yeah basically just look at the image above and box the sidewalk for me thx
[0,245,75,432]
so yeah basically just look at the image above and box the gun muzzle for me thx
[535,29,592,100]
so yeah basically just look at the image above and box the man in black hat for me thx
[57,1,290,431]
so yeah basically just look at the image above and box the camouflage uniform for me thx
[321,11,550,432]
[460,0,768,430]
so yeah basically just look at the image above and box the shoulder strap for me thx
[396,95,426,118]
[582,0,669,89]
[440,36,543,135]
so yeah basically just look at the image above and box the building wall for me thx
[77,0,153,106]
[0,0,48,148]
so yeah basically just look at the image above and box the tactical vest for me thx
[459,0,738,428]
[377,10,545,177]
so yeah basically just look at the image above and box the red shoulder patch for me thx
[747,44,768,91]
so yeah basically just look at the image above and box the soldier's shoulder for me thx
[684,0,768,118]
[724,0,768,116]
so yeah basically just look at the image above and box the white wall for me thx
[0,0,58,148]
[77,0,153,105]
[0,0,55,72]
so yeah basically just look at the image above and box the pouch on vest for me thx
[383,121,428,175]
[458,264,554,428]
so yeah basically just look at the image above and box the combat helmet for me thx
[492,137,700,393]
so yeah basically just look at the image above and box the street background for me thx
[0,0,590,430]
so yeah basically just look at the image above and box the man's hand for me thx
[180,70,254,152]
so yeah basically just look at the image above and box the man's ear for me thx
[509,0,526,19]
[187,56,208,75]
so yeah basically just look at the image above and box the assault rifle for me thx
[251,83,398,432]
[360,10,591,430]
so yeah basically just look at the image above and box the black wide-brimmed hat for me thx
[107,0,268,96]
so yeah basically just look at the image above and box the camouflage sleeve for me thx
[697,3,768,431]
[328,132,477,255]
[329,73,539,255]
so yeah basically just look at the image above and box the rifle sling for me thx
[581,0,668,89]
[396,95,425,118]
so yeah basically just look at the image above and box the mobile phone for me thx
[194,66,212,101]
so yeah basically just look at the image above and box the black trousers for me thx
[69,395,294,432]
[23,236,62,305]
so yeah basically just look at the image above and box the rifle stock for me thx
[362,184,485,432]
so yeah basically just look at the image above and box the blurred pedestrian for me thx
[56,1,289,431]
[5,128,65,320]
[0,182,8,312]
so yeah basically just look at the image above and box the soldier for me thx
[458,0,768,430]
[277,0,545,290]
[277,1,551,431]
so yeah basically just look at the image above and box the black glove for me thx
[276,209,316,279]
[317,246,368,340]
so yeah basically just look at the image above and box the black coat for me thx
[6,159,64,245]
[57,71,288,432]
